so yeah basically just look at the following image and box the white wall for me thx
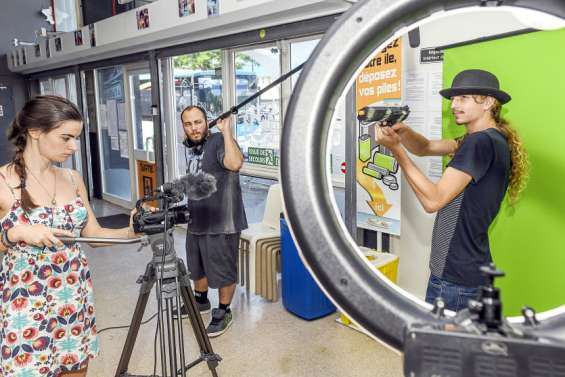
[8,0,349,74]
[390,8,533,299]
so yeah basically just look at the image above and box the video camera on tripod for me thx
[114,170,221,377]
[132,171,217,235]
[132,201,190,235]
[61,171,222,377]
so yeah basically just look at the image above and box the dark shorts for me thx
[425,275,479,312]
[185,232,240,289]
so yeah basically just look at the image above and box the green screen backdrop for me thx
[442,28,565,316]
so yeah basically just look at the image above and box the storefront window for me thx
[172,50,223,176]
[234,47,281,167]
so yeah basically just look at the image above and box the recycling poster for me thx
[355,38,402,235]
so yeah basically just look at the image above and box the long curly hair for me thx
[6,95,82,212]
[490,100,529,208]
[471,96,529,208]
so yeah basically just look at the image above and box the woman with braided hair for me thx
[0,95,138,376]
[376,69,528,312]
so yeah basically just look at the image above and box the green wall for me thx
[442,28,565,316]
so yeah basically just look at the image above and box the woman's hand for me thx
[9,224,74,248]
[128,207,139,238]
[375,124,402,151]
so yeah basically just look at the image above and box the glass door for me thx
[127,66,157,201]
[95,66,135,207]
[233,45,281,171]
[129,68,154,162]
[170,50,224,177]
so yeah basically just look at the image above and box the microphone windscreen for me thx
[182,172,217,200]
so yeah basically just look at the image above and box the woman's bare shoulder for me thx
[0,164,17,185]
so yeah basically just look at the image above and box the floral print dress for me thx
[0,171,99,376]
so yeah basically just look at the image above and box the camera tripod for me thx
[63,232,221,377]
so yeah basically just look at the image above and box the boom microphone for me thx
[157,172,217,201]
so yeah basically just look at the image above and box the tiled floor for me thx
[84,179,402,377]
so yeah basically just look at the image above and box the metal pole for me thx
[344,85,357,240]
[149,50,165,187]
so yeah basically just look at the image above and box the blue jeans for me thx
[425,275,479,312]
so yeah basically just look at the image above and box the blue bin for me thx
[280,218,336,320]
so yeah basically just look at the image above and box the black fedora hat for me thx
[439,69,511,104]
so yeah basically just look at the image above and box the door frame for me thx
[93,65,139,209]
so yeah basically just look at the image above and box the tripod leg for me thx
[177,259,221,377]
[164,297,179,376]
[115,262,156,377]
[174,290,187,376]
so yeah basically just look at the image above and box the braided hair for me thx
[6,95,82,212]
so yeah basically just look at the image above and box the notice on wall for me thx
[355,38,402,235]
[117,102,127,130]
[208,0,219,16]
[136,8,150,30]
[420,47,444,64]
[427,111,443,140]
[428,71,443,108]
[110,136,119,151]
[107,99,118,137]
[356,38,402,109]
[89,24,96,47]
[99,104,107,130]
[119,130,129,158]
[428,157,443,182]
[405,71,426,111]
[179,0,196,17]
[404,67,444,183]
[247,147,278,166]
[137,160,157,207]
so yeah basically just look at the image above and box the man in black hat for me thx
[376,69,521,311]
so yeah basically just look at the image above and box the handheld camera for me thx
[357,105,410,126]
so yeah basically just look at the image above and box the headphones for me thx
[182,133,208,174]
[182,129,210,153]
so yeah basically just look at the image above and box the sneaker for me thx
[172,299,212,319]
[206,308,233,337]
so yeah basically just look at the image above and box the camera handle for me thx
[59,236,150,252]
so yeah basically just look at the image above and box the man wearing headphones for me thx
[179,105,248,337]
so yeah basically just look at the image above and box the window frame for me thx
[229,42,282,180]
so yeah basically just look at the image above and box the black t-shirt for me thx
[184,132,248,235]
[430,128,511,286]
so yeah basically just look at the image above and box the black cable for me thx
[96,310,161,335]
[153,310,159,377]
[154,199,171,375]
